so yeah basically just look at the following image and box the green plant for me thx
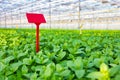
[0,29,120,80]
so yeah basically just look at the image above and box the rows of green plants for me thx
[0,29,120,80]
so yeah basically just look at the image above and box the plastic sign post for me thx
[26,13,46,53]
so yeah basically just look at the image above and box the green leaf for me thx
[43,58,49,64]
[30,72,37,80]
[43,66,52,78]
[68,48,73,53]
[75,69,85,79]
[4,56,14,64]
[93,58,101,68]
[0,62,5,72]
[8,75,16,80]
[74,57,83,69]
[53,46,60,53]
[68,54,75,59]
[87,63,94,68]
[23,73,31,78]
[76,48,85,54]
[6,68,14,76]
[0,74,5,80]
[34,56,43,64]
[87,72,103,79]
[16,70,22,80]
[35,66,44,73]
[60,70,71,77]
[17,52,27,59]
[43,63,55,78]
[109,65,120,77]
[23,57,32,65]
[56,64,63,72]
[22,65,28,74]
[115,74,120,80]
[85,46,91,52]
[0,51,4,58]
[10,61,22,72]
[57,51,66,61]
[67,60,75,71]
[63,42,68,50]
[100,63,109,73]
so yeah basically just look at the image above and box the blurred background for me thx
[0,0,120,29]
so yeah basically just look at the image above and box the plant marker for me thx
[26,13,46,53]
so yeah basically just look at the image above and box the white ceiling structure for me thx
[0,0,120,29]
[0,0,119,20]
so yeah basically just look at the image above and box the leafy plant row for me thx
[0,29,120,80]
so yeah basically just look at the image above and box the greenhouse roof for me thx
[0,0,120,15]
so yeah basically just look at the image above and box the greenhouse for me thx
[0,0,120,80]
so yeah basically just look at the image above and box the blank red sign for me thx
[26,13,46,53]
[26,13,46,24]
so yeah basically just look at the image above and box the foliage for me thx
[0,29,120,80]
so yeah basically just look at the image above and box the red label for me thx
[26,13,46,24]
